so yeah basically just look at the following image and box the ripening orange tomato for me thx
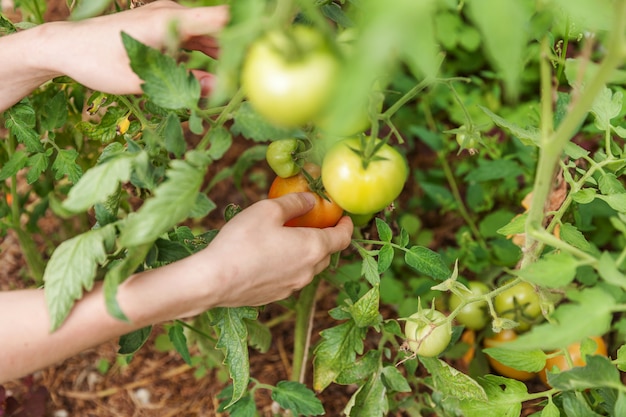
[483,329,536,381]
[539,336,608,386]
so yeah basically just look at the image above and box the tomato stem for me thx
[291,276,321,382]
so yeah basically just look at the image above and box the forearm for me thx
[0,256,214,383]
[0,24,63,112]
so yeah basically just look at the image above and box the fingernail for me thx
[301,192,316,206]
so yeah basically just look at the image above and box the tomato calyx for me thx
[299,165,332,202]
[346,135,394,171]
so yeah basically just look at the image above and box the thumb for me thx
[270,193,316,224]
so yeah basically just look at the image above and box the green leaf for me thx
[421,357,487,401]
[26,151,51,184]
[120,157,207,247]
[271,381,324,416]
[5,101,43,152]
[561,391,604,417]
[597,251,626,290]
[375,218,392,242]
[349,285,381,328]
[118,326,152,355]
[345,370,388,417]
[217,389,256,417]
[70,0,114,20]
[380,366,411,393]
[596,193,626,212]
[44,224,116,331]
[404,246,450,280]
[122,32,200,110]
[479,106,540,146]
[209,307,258,407]
[540,401,560,417]
[162,112,186,158]
[599,173,626,195]
[63,153,134,213]
[244,319,271,354]
[458,375,526,417]
[467,0,531,99]
[189,193,217,219]
[497,212,527,236]
[559,223,596,254]
[515,252,578,288]
[103,243,153,322]
[52,149,83,183]
[313,320,366,392]
[547,355,620,391]
[231,102,301,142]
[360,250,380,286]
[572,188,596,204]
[483,347,546,373]
[465,159,524,182]
[377,244,394,274]
[0,150,28,181]
[207,126,233,160]
[590,86,622,130]
[168,323,192,365]
[502,288,615,351]
[336,350,381,385]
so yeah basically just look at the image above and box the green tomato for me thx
[494,281,542,332]
[448,281,490,331]
[266,139,301,178]
[321,137,408,214]
[241,25,339,127]
[404,309,452,357]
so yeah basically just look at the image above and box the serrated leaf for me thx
[360,251,380,285]
[483,347,546,373]
[591,86,622,130]
[344,370,388,417]
[169,323,192,365]
[41,90,67,131]
[118,326,152,355]
[120,158,207,247]
[541,401,560,417]
[497,212,527,236]
[515,252,578,288]
[572,188,596,204]
[217,390,256,417]
[381,366,411,393]
[189,192,217,219]
[313,320,366,391]
[349,285,381,328]
[597,193,626,212]
[377,244,394,274]
[232,145,267,190]
[271,381,324,416]
[404,246,450,280]
[4,101,43,152]
[599,173,626,195]
[209,307,258,407]
[421,357,487,401]
[458,375,526,417]
[207,126,233,160]
[44,224,116,331]
[244,319,271,354]
[0,150,28,181]
[63,154,134,213]
[26,151,50,184]
[559,223,595,254]
[122,32,200,110]
[479,106,540,146]
[335,350,381,385]
[52,149,82,183]
[564,141,589,159]
[465,159,524,182]
[321,3,353,27]
[231,102,301,142]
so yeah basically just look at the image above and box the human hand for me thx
[188,193,353,309]
[40,1,228,96]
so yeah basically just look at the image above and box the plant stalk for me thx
[291,275,321,383]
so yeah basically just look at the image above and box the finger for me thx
[182,36,220,58]
[190,70,215,96]
[320,216,354,253]
[179,5,230,38]
[269,193,316,224]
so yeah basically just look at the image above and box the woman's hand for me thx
[180,193,354,311]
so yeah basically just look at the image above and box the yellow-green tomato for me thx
[494,281,542,332]
[448,281,490,331]
[403,309,452,357]
[321,137,408,214]
[241,25,339,127]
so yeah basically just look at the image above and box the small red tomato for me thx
[268,163,344,228]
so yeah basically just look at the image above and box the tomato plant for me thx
[266,139,302,178]
[321,137,408,214]
[494,281,542,332]
[448,281,490,330]
[539,336,608,386]
[241,25,339,127]
[403,308,452,357]
[268,163,343,228]
[483,329,537,381]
